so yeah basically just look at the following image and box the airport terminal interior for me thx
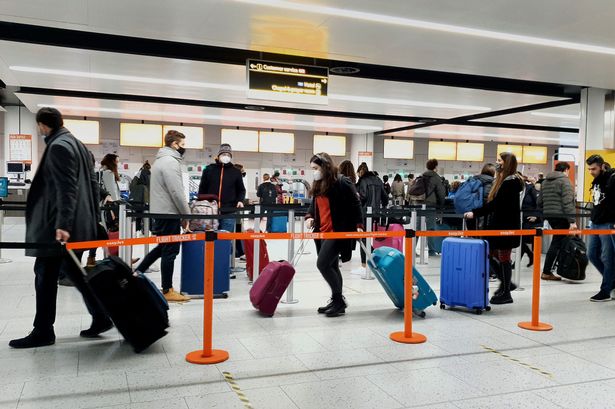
[1,1,615,408]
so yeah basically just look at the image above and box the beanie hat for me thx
[218,143,232,158]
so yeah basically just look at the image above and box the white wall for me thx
[372,134,556,181]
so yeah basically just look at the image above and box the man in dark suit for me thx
[9,108,111,349]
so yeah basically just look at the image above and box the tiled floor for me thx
[2,218,615,408]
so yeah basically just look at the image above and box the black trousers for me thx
[543,218,570,274]
[34,251,107,332]
[136,219,181,290]
[316,240,343,295]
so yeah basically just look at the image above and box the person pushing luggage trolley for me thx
[305,153,364,317]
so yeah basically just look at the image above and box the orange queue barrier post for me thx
[518,232,553,331]
[186,231,229,364]
[390,230,427,344]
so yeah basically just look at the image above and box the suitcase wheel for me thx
[440,303,446,310]
[413,309,426,318]
[485,306,491,312]
[432,301,437,306]
[474,308,483,315]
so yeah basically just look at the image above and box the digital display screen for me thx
[7,162,24,173]
[247,59,328,105]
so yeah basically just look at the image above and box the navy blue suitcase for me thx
[181,238,231,298]
[439,237,491,314]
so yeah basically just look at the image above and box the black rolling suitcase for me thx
[68,251,169,352]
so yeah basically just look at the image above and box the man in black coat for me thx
[9,108,110,349]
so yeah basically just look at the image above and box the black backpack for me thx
[556,236,588,280]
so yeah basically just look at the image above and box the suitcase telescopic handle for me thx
[64,244,89,278]
[290,227,313,266]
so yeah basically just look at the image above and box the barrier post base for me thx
[185,349,229,365]
[389,331,427,344]
[280,299,299,304]
[518,322,553,331]
[0,259,12,264]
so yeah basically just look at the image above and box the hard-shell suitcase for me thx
[366,245,437,317]
[270,214,288,233]
[373,223,404,252]
[106,230,119,257]
[68,253,169,353]
[439,237,491,314]
[180,237,231,298]
[249,261,295,316]
[242,229,270,281]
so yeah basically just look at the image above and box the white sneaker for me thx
[350,267,365,276]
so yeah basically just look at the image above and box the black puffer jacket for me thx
[306,175,363,262]
[26,127,100,257]
[357,171,389,217]
[472,175,524,250]
[198,161,246,211]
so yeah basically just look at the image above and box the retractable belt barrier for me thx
[48,226,615,362]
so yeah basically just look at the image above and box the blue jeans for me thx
[218,217,236,233]
[588,223,615,294]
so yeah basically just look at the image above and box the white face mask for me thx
[220,155,231,164]
[313,170,322,181]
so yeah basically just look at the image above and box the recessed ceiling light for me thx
[413,128,578,144]
[11,66,490,111]
[234,0,615,56]
[244,105,266,111]
[531,112,580,120]
[36,103,382,131]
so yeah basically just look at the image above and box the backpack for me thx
[407,175,427,197]
[259,182,278,205]
[555,236,588,280]
[453,177,484,214]
[189,198,219,232]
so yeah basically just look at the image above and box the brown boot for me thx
[163,288,190,303]
[86,256,97,268]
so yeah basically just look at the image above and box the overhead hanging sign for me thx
[9,134,32,163]
[247,59,328,105]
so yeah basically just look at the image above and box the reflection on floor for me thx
[1,218,614,409]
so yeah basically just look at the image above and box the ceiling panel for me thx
[0,41,568,124]
[1,1,615,89]
[15,92,410,134]
[382,124,579,147]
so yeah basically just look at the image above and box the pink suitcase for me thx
[249,261,295,316]
[373,223,404,251]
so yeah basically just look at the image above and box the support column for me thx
[578,88,611,201]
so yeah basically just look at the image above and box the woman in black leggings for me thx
[306,153,363,317]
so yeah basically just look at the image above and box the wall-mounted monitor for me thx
[523,146,548,164]
[259,131,295,153]
[221,129,259,152]
[428,141,457,160]
[162,125,204,149]
[313,135,346,156]
[64,119,100,145]
[456,142,484,162]
[383,139,414,159]
[7,162,24,173]
[120,123,163,147]
[496,144,523,160]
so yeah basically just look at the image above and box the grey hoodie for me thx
[149,147,191,215]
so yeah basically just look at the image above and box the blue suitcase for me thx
[440,237,490,314]
[181,238,231,298]
[270,215,288,233]
[368,246,438,317]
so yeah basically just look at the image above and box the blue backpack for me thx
[453,177,484,214]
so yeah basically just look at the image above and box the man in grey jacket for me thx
[135,130,191,302]
[539,162,577,280]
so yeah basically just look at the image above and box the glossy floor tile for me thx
[2,219,615,408]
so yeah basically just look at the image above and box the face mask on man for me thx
[220,155,231,164]
[176,146,186,157]
[313,170,322,181]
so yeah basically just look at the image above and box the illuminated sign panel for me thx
[383,139,414,159]
[247,59,328,104]
[428,141,457,160]
[456,142,484,162]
